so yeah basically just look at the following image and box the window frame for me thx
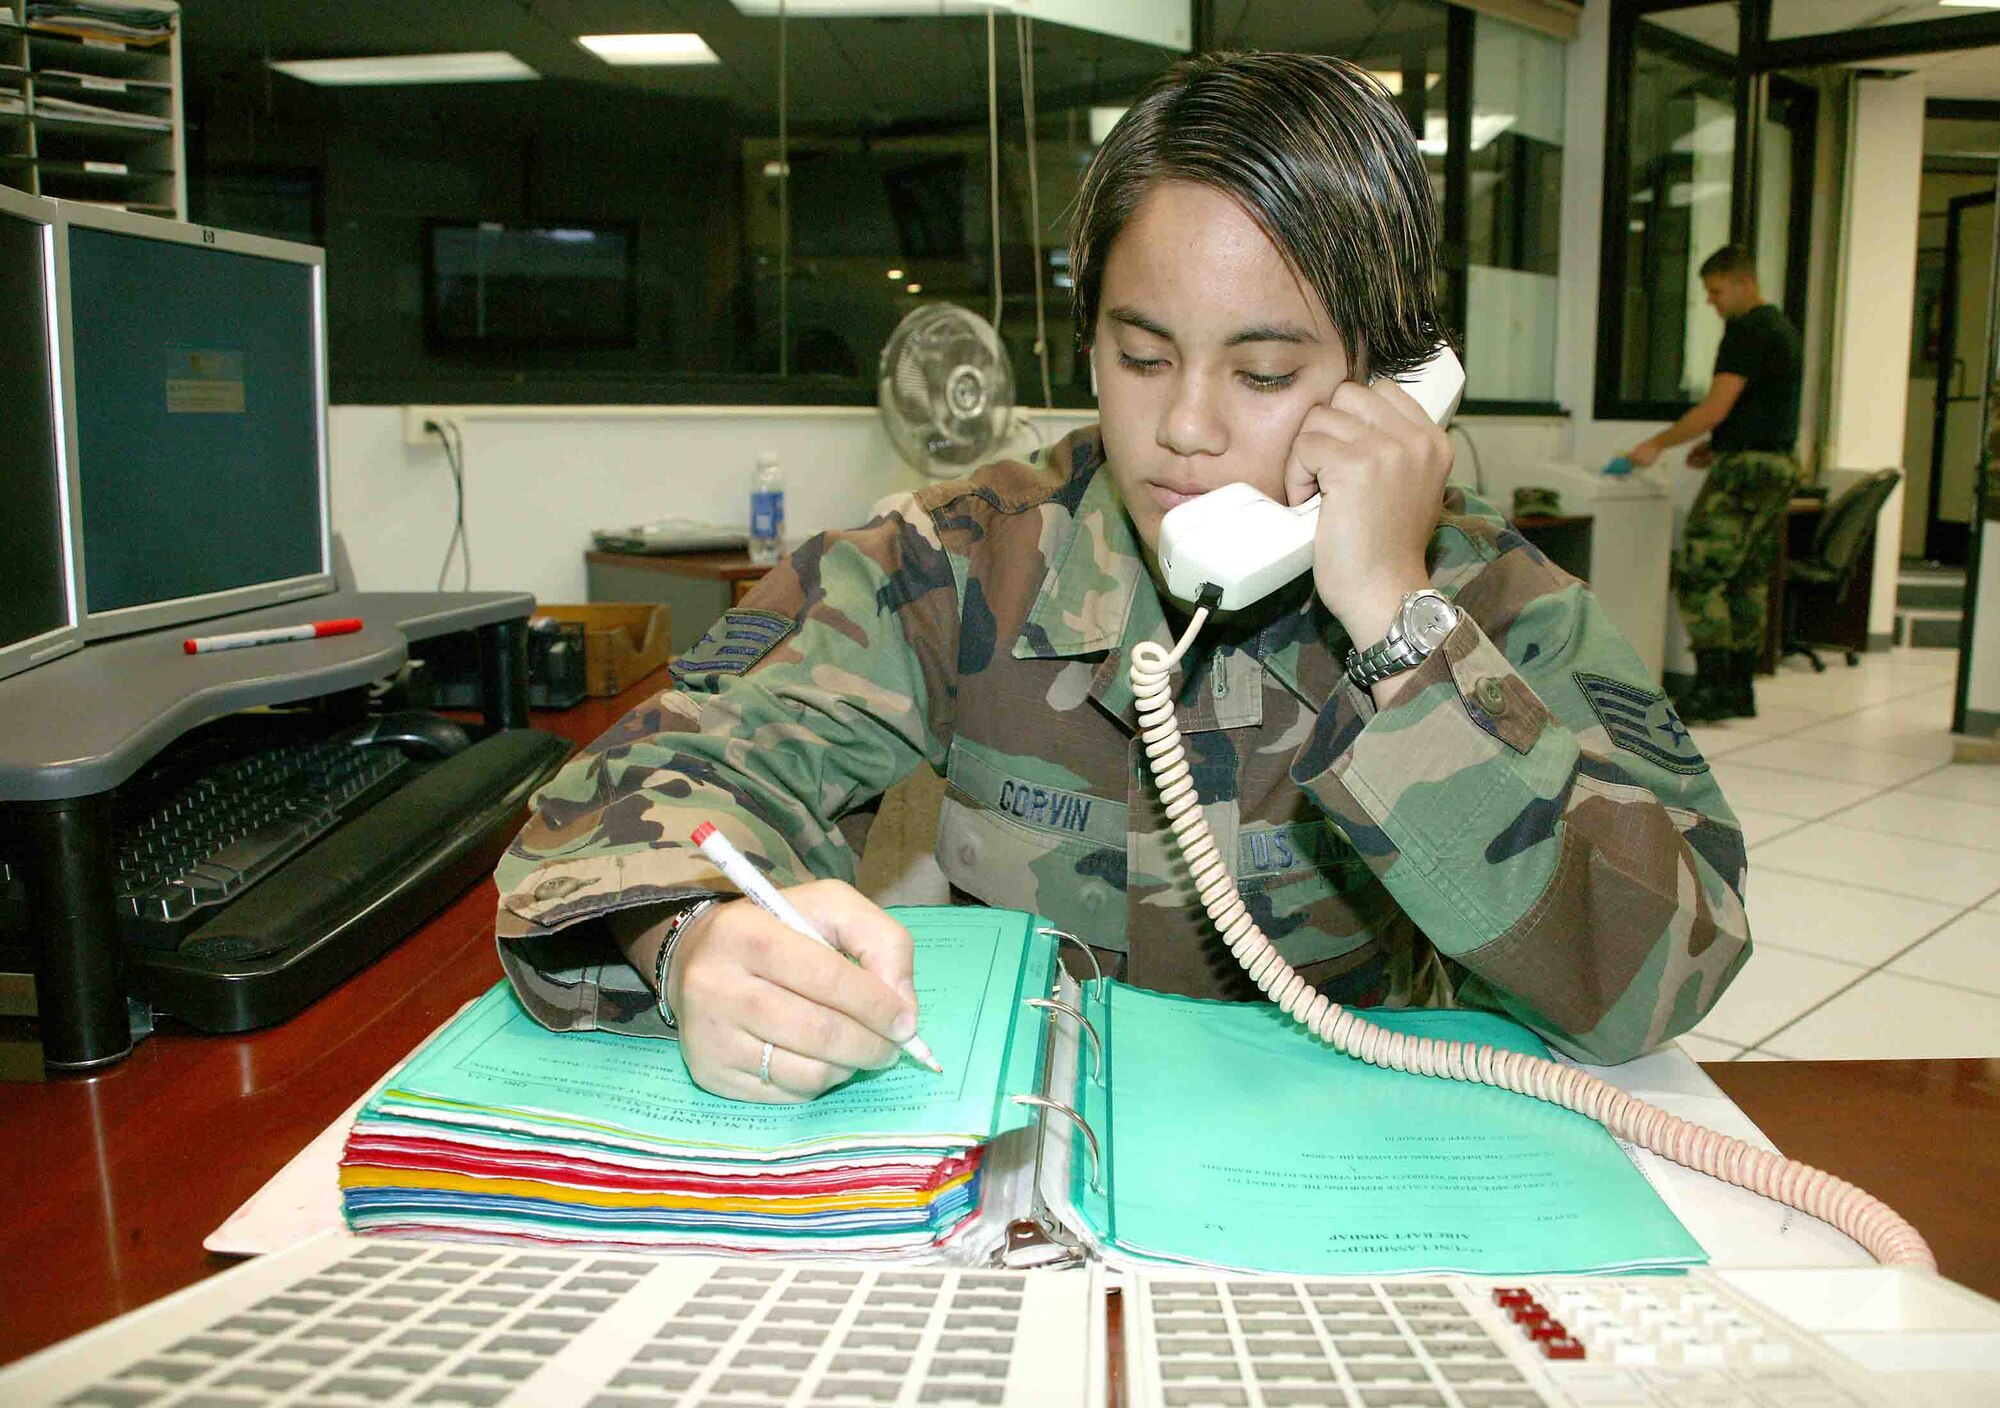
[1597,0,1759,422]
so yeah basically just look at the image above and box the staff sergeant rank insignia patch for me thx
[1573,671,1709,775]
[670,608,798,686]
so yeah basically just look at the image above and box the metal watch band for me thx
[1344,589,1453,690]
[652,895,723,1030]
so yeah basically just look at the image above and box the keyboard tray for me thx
[126,728,570,1033]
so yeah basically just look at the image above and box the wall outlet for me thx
[404,406,461,448]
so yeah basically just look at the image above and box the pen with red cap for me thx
[184,618,363,655]
[691,821,943,1074]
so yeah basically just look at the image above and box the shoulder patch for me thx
[670,608,798,685]
[1573,671,1709,775]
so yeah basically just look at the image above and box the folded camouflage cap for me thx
[1512,485,1561,519]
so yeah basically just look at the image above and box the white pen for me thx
[691,822,943,1074]
[183,617,363,654]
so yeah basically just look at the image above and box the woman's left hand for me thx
[1282,377,1452,650]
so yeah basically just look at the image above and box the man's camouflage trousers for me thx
[1674,450,1803,652]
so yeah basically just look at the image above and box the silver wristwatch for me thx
[1344,589,1460,689]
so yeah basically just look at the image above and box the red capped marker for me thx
[184,618,364,655]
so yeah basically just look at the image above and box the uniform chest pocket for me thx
[935,790,1129,953]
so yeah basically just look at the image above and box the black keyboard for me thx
[112,726,412,949]
[123,722,572,1033]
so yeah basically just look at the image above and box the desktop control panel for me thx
[0,1237,1101,1408]
[1123,1269,2000,1408]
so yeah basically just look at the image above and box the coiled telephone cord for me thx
[1128,605,1934,1271]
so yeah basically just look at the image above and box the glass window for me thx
[1604,10,1737,411]
[1463,14,1563,403]
[179,2,1566,409]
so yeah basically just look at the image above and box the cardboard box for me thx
[532,603,673,697]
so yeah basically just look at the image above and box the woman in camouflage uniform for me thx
[493,53,1753,1104]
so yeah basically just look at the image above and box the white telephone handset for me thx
[1156,345,1465,611]
[1128,340,1930,1268]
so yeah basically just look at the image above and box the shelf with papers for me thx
[0,0,182,216]
[17,154,172,198]
[30,110,170,140]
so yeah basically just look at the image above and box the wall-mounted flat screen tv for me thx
[424,220,637,350]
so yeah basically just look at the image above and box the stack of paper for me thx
[27,2,177,46]
[339,907,1055,1258]
[33,93,171,129]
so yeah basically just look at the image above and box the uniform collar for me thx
[1011,449,1165,728]
[1012,440,1346,727]
[1015,446,1149,660]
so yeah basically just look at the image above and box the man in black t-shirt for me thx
[1628,245,1803,723]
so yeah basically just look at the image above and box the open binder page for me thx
[1060,986,1706,1277]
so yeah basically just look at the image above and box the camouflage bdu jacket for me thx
[494,427,1751,1065]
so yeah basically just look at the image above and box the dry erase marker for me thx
[183,618,364,655]
[691,821,944,1074]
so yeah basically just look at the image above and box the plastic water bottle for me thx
[749,452,785,565]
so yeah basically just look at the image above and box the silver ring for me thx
[757,1040,775,1084]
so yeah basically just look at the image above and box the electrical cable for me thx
[1449,421,1486,498]
[778,0,790,378]
[1128,598,1934,1272]
[428,420,470,591]
[986,7,1002,336]
[1016,13,1053,409]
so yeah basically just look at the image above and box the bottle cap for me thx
[757,452,778,468]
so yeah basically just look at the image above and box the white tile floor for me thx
[1681,646,2000,1061]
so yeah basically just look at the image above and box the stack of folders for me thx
[341,905,1707,1278]
[339,907,1058,1261]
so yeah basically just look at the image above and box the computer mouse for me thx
[356,710,474,760]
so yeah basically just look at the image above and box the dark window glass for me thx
[1614,19,1737,407]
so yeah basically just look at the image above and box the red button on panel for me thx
[1542,1336,1586,1360]
[1493,1288,1534,1309]
[1528,1320,1569,1343]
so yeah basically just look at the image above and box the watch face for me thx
[1405,593,1457,651]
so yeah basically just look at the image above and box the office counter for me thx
[2,664,1993,1364]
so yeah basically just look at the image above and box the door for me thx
[1929,191,1995,566]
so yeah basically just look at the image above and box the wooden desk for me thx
[1702,1059,2000,1302]
[1,690,1989,1367]
[585,550,774,657]
[1512,513,1595,584]
[0,674,658,1365]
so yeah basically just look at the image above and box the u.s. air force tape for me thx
[670,608,799,684]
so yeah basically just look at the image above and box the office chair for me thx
[1781,468,1902,672]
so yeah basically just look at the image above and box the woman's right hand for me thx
[665,880,920,1103]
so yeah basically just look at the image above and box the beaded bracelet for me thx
[652,896,723,1030]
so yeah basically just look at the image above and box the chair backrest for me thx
[1811,468,1902,575]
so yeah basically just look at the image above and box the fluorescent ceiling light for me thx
[1416,112,1515,156]
[270,52,538,86]
[1366,70,1441,96]
[578,33,719,65]
[1089,105,1128,144]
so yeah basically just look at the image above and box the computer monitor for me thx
[55,205,332,640]
[0,187,83,683]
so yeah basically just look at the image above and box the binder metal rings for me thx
[1024,996,1103,1087]
[1036,926,1104,987]
[1010,1094,1102,1193]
